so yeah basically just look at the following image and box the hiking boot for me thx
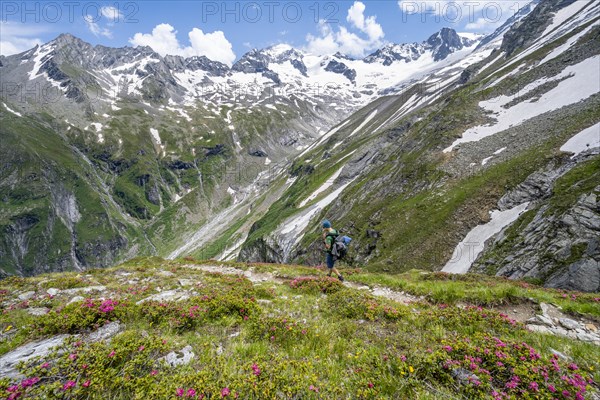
[338,275,344,282]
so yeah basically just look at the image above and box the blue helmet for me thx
[322,219,331,228]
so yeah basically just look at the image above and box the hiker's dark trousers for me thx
[326,253,335,269]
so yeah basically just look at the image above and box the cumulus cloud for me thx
[129,24,236,66]
[397,0,532,31]
[347,1,385,41]
[0,22,46,55]
[305,1,384,57]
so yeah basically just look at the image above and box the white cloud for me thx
[84,15,113,38]
[347,1,384,41]
[465,17,494,31]
[305,21,339,55]
[100,6,123,22]
[305,1,384,57]
[0,22,46,55]
[129,24,236,66]
[397,0,533,31]
[0,36,43,56]
[84,6,124,38]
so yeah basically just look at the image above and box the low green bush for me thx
[288,276,344,294]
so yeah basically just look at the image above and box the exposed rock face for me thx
[500,0,576,56]
[473,152,600,292]
[427,28,470,61]
[0,335,70,379]
[231,49,281,83]
[164,54,229,76]
[238,236,283,264]
[87,321,122,343]
[161,345,195,367]
[248,149,268,158]
[476,1,541,49]
[497,159,575,210]
[324,60,357,84]
[365,28,479,65]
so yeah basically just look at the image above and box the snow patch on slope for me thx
[280,179,355,238]
[298,165,345,208]
[348,109,378,138]
[540,21,599,65]
[150,128,161,145]
[560,122,600,157]
[488,1,599,85]
[442,203,530,274]
[541,0,591,38]
[3,103,22,117]
[28,44,54,81]
[444,56,600,153]
[297,120,351,158]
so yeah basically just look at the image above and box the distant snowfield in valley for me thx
[444,56,600,153]
[280,177,356,239]
[298,165,345,208]
[442,203,530,274]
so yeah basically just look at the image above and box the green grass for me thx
[0,110,163,274]
[1,258,598,399]
[349,269,600,317]
[549,156,600,214]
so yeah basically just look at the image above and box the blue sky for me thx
[1,1,532,64]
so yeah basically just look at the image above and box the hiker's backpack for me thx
[328,232,352,260]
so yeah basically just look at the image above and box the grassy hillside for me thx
[1,258,599,399]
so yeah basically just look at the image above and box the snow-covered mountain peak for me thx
[2,25,491,122]
[364,28,481,66]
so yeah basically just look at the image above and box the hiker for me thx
[322,220,344,282]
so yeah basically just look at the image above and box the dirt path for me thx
[183,264,421,304]
[180,264,599,345]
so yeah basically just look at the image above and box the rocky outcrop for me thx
[365,28,478,65]
[324,60,357,84]
[500,0,576,56]
[526,303,600,345]
[231,49,281,83]
[0,335,71,380]
[237,236,283,264]
[427,28,470,61]
[473,153,600,292]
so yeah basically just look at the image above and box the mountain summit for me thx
[365,27,481,65]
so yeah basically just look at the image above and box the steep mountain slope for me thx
[233,0,600,292]
[0,27,482,276]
